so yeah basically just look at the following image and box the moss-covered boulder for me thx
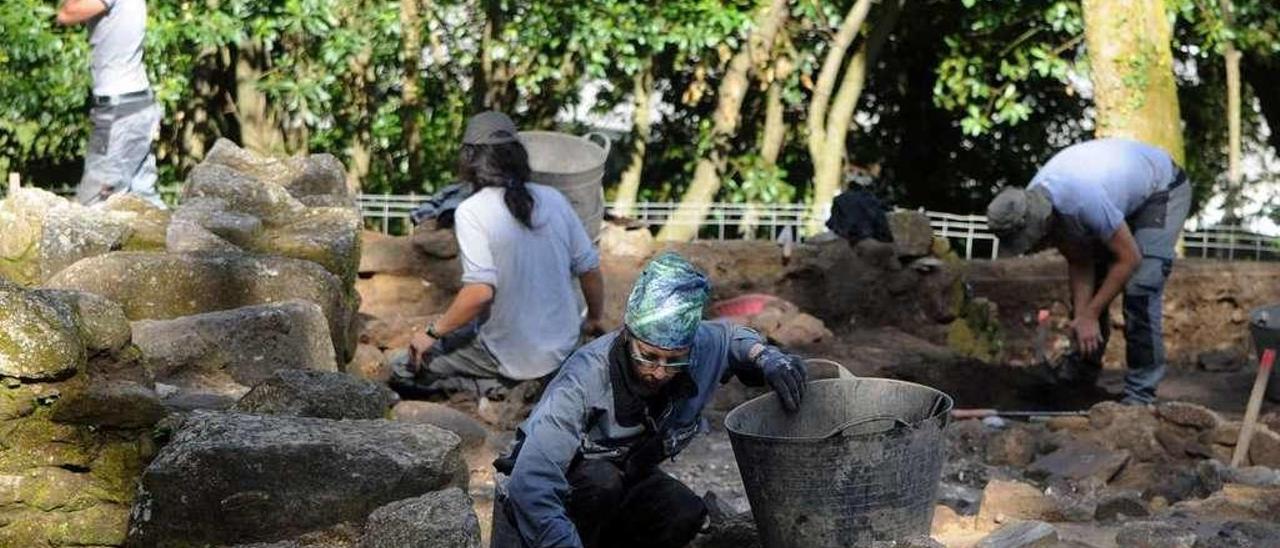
[0,188,170,286]
[0,280,84,381]
[0,188,71,285]
[253,207,362,288]
[100,193,171,251]
[38,209,134,281]
[0,282,155,547]
[45,252,354,361]
[35,289,132,354]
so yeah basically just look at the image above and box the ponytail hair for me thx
[457,141,535,228]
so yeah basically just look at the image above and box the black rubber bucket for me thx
[1250,304,1280,402]
[724,378,953,547]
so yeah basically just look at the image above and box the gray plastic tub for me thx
[725,378,953,547]
[519,131,609,242]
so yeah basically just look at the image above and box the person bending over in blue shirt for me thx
[986,138,1191,405]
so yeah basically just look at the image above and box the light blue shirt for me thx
[454,183,599,380]
[1029,138,1175,244]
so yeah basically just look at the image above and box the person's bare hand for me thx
[1071,316,1102,357]
[581,318,606,339]
[408,331,436,372]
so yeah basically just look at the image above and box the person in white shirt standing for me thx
[397,111,606,400]
[58,0,165,208]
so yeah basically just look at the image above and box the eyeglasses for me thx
[629,344,691,370]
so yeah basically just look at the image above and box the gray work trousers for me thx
[75,98,164,208]
[1074,170,1193,404]
[389,320,513,399]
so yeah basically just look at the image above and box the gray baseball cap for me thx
[986,186,1053,256]
[462,111,520,145]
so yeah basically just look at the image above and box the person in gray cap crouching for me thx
[986,138,1191,405]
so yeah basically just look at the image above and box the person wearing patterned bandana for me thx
[488,252,807,548]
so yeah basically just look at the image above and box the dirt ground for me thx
[359,229,1280,546]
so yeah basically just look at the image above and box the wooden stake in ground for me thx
[1232,348,1276,467]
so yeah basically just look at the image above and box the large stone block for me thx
[182,163,306,225]
[34,289,131,354]
[254,207,362,288]
[201,139,354,206]
[231,370,396,420]
[179,149,360,288]
[128,411,466,546]
[39,208,134,281]
[0,280,84,380]
[360,488,481,548]
[132,300,338,399]
[0,188,75,285]
[51,379,166,429]
[888,210,934,258]
[46,252,354,361]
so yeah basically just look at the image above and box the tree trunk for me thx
[401,0,424,179]
[1241,52,1280,154]
[760,51,793,165]
[806,0,902,235]
[234,42,288,156]
[1220,0,1242,223]
[613,60,654,218]
[473,0,515,112]
[657,0,790,242]
[1082,0,1185,165]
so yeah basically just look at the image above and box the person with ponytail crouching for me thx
[396,111,605,400]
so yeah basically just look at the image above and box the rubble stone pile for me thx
[932,401,1280,546]
[0,142,481,547]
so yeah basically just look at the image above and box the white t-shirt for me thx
[88,0,151,96]
[454,183,600,380]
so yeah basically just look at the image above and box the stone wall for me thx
[968,255,1280,367]
[0,140,411,546]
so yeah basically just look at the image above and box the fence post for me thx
[965,224,974,260]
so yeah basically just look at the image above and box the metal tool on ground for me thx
[1233,304,1279,466]
[1232,348,1275,467]
[725,376,954,547]
[951,408,1088,420]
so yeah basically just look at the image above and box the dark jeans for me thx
[491,459,707,548]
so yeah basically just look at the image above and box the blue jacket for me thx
[502,321,767,547]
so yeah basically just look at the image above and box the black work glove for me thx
[757,346,807,412]
[623,433,666,479]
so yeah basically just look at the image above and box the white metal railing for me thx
[5,186,1272,261]
[1182,225,1280,261]
[358,195,1279,262]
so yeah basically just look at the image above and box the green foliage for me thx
[3,0,1278,221]
[724,155,795,204]
[0,1,92,175]
[932,1,1084,137]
